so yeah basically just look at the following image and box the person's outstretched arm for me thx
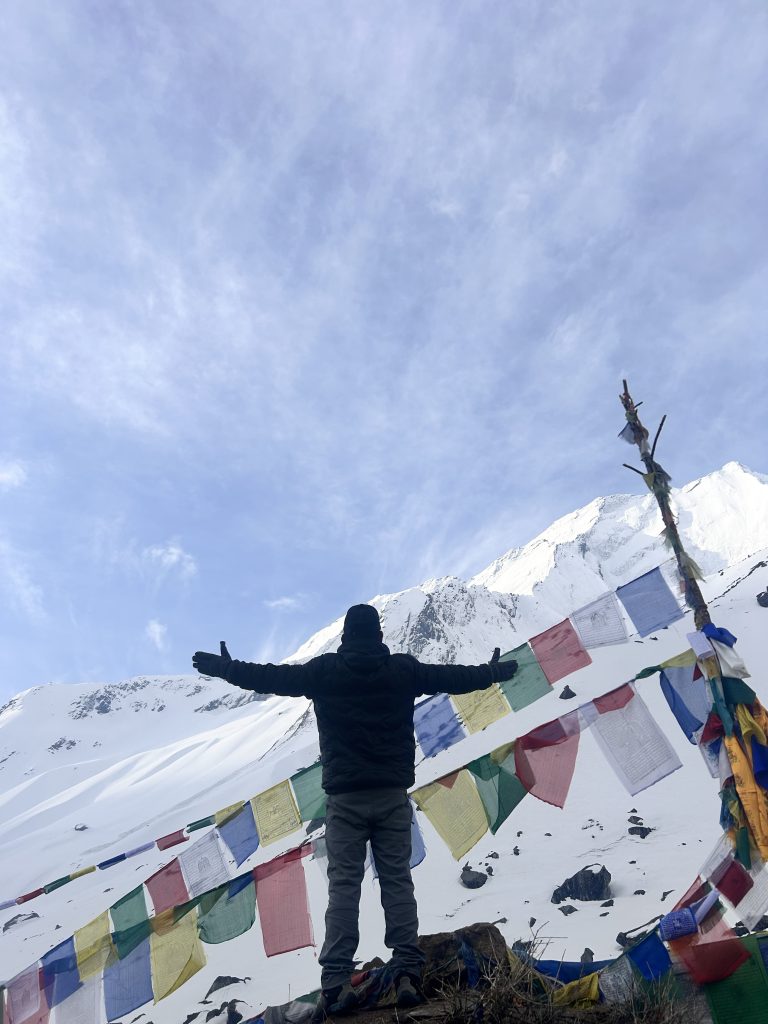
[410,648,517,696]
[192,642,318,698]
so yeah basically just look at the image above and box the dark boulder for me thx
[552,865,612,904]
[628,826,654,839]
[461,865,488,889]
[559,685,576,699]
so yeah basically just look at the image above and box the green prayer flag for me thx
[110,886,150,958]
[186,815,215,832]
[43,875,71,893]
[498,644,550,711]
[198,877,256,944]
[705,939,768,1024]
[634,665,662,680]
[467,747,526,834]
[722,677,757,708]
[291,762,327,821]
[736,826,752,870]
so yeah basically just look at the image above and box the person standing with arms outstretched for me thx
[193,604,517,1018]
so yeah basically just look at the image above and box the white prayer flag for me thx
[589,684,682,795]
[178,829,231,897]
[573,593,628,648]
[710,639,751,679]
[686,631,715,659]
[51,976,103,1024]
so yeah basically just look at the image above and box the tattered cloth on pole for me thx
[659,661,710,743]
[724,731,768,860]
[616,566,684,636]
[529,619,592,684]
[514,712,581,808]
[581,683,682,796]
[572,592,628,648]
[412,769,489,859]
[413,693,465,758]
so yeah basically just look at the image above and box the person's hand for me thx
[489,647,518,682]
[193,641,232,679]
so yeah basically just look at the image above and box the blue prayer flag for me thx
[414,693,464,758]
[616,567,684,637]
[627,932,671,981]
[660,665,709,743]
[219,801,260,866]
[98,852,127,870]
[42,937,81,1008]
[104,936,153,1020]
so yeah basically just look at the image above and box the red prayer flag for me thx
[156,829,189,851]
[713,858,754,907]
[529,619,591,684]
[514,713,581,808]
[668,906,749,983]
[145,858,189,914]
[593,683,634,714]
[6,966,49,1024]
[254,851,314,956]
[16,888,44,904]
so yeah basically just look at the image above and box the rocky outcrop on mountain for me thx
[552,865,612,904]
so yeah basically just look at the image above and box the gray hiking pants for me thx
[318,788,425,989]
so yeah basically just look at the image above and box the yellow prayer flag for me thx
[412,770,488,860]
[214,801,245,825]
[70,865,96,880]
[724,734,768,860]
[150,906,206,1002]
[251,780,302,846]
[660,650,697,670]
[75,912,116,980]
[452,685,510,734]
[699,654,721,680]
[552,971,600,1008]
[737,705,767,752]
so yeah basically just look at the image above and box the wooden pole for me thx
[619,380,711,630]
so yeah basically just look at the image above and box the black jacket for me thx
[223,641,500,794]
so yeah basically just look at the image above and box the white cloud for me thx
[142,542,197,580]
[0,537,44,620]
[263,595,304,612]
[145,619,168,651]
[0,460,27,490]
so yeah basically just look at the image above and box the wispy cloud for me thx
[145,619,168,652]
[142,542,197,581]
[0,460,27,490]
[0,537,44,620]
[263,595,305,612]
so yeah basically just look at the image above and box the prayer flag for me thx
[124,841,155,859]
[725,863,768,931]
[572,593,628,648]
[626,932,671,981]
[110,887,150,958]
[214,801,245,825]
[219,802,260,866]
[616,567,684,636]
[451,685,510,733]
[42,877,70,895]
[156,829,188,851]
[467,743,526,834]
[724,733,768,860]
[660,649,698,670]
[412,770,488,860]
[16,889,44,905]
[74,913,114,981]
[150,906,206,1001]
[178,829,231,897]
[198,874,256,944]
[711,639,751,679]
[529,620,591,684]
[68,867,95,881]
[97,853,126,870]
[552,971,600,1008]
[290,763,327,822]
[251,781,302,846]
[514,713,581,808]
[254,851,314,956]
[598,956,635,1002]
[670,884,750,983]
[41,940,80,1009]
[103,937,152,1022]
[146,859,189,915]
[6,966,47,1024]
[413,694,464,757]
[660,662,710,743]
[497,645,551,711]
[49,975,101,1024]
[704,937,768,1024]
[186,815,215,832]
[618,422,635,444]
[687,631,715,658]
[587,684,682,795]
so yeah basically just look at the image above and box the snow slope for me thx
[2,461,768,1021]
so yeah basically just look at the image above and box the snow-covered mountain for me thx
[2,461,768,1022]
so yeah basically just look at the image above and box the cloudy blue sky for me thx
[1,1,767,697]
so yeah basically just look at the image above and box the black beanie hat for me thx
[342,603,381,638]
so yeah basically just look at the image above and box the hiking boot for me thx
[312,982,359,1020]
[395,973,423,1009]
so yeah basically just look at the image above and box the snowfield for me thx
[2,460,768,1021]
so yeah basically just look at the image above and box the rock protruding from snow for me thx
[552,865,612,904]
